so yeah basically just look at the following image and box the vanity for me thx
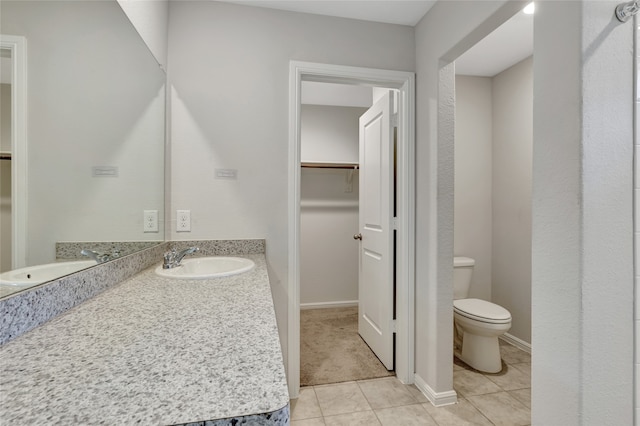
[0,243,289,425]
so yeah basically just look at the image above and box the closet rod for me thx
[301,162,359,170]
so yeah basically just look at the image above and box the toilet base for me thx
[457,332,503,373]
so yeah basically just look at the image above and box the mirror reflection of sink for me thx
[0,260,97,286]
[154,257,255,280]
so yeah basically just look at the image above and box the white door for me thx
[356,91,395,370]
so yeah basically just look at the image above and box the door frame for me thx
[0,35,28,270]
[288,61,415,397]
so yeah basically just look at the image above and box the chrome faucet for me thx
[162,246,199,269]
[80,249,111,264]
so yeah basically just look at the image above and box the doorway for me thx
[452,5,533,352]
[0,35,27,272]
[1,48,13,272]
[288,61,415,398]
[298,83,398,386]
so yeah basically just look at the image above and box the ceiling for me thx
[221,0,437,26]
[455,6,533,77]
[220,0,533,77]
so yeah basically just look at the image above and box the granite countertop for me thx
[0,254,289,425]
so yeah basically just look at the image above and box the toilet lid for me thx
[454,298,512,324]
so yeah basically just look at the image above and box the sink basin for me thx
[154,256,255,279]
[0,260,97,286]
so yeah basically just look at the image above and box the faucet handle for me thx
[164,249,176,261]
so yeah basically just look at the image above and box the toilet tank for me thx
[453,257,475,300]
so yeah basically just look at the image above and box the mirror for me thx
[0,1,166,298]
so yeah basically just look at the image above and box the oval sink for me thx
[0,260,97,286]
[155,256,255,279]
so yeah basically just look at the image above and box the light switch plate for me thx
[215,168,238,180]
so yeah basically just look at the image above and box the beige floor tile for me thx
[406,384,430,403]
[453,369,502,397]
[375,404,438,426]
[292,418,326,426]
[322,410,381,426]
[314,381,372,417]
[467,391,531,426]
[512,362,531,381]
[422,398,493,426]
[291,387,323,420]
[509,388,531,409]
[500,344,531,365]
[358,377,417,409]
[484,363,531,391]
[453,356,473,371]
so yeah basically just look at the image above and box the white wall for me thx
[300,105,363,307]
[301,105,362,164]
[455,58,533,346]
[1,1,166,266]
[492,57,532,345]
[301,81,372,108]
[414,0,526,400]
[300,168,359,306]
[167,0,415,377]
[454,76,493,301]
[532,1,634,423]
[0,83,9,152]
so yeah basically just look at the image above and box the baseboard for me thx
[300,300,358,310]
[500,333,532,354]
[413,374,458,407]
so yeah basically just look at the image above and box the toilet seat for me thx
[454,298,511,324]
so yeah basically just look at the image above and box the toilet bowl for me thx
[453,257,512,373]
[453,298,511,373]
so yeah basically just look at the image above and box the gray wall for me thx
[300,105,364,307]
[300,168,359,306]
[117,0,168,69]
[0,83,9,152]
[167,0,415,380]
[414,0,526,399]
[532,1,633,423]
[301,105,361,164]
[492,57,532,345]
[455,57,532,346]
[454,76,493,302]
[1,1,165,266]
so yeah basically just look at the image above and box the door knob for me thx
[353,233,362,240]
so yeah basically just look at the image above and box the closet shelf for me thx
[301,162,359,169]
[0,152,11,160]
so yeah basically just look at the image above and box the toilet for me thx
[453,257,512,373]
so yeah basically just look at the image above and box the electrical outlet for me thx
[177,210,191,232]
[143,210,158,233]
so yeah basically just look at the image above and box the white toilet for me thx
[453,257,512,373]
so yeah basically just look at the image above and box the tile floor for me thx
[290,341,531,425]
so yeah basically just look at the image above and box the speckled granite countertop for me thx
[0,254,289,425]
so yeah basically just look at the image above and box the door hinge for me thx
[391,113,399,127]
[391,319,397,333]
[392,217,398,230]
